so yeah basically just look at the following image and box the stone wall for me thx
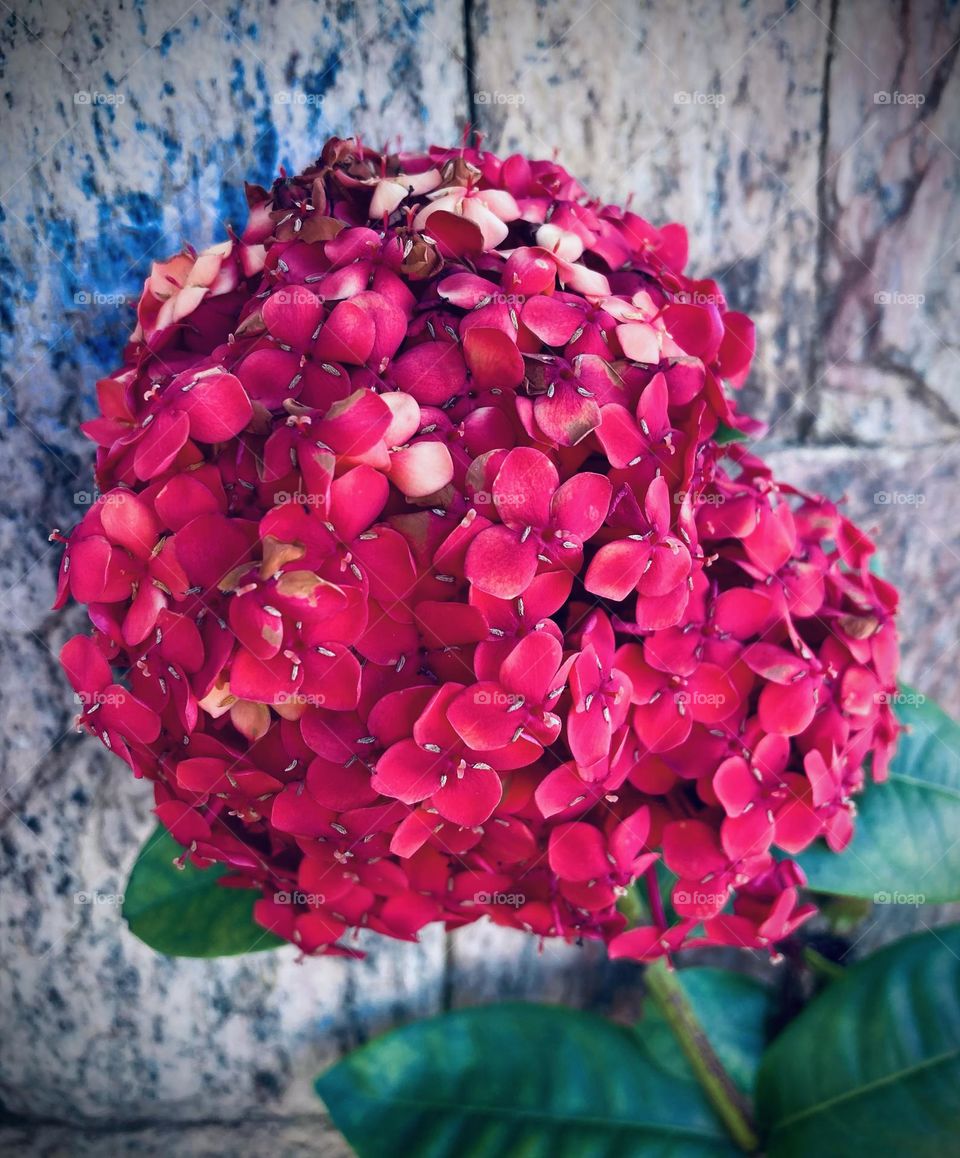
[1,1,957,1152]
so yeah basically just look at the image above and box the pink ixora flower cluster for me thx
[55,136,900,962]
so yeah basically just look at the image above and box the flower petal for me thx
[465,525,539,600]
[392,341,467,406]
[432,766,503,827]
[584,540,649,601]
[492,447,557,529]
[389,441,454,498]
[262,284,324,347]
[313,300,376,366]
[181,372,253,442]
[551,473,611,540]
[463,327,524,391]
[548,822,608,882]
[372,739,444,803]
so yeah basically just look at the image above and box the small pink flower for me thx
[416,176,520,250]
[447,632,574,754]
[134,240,252,348]
[465,447,610,599]
[714,731,821,856]
[585,475,694,630]
[567,612,633,774]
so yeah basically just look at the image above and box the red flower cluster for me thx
[55,137,900,961]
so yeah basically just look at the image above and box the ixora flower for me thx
[54,136,901,963]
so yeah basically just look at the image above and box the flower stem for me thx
[644,959,759,1153]
[644,863,667,931]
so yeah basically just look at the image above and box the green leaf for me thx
[122,826,285,957]
[795,689,960,902]
[317,1002,743,1157]
[714,423,750,445]
[757,924,960,1157]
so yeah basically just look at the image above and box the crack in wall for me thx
[462,0,479,141]
[798,0,840,445]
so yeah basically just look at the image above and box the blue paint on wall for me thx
[131,0,148,38]
[289,50,343,162]
[158,26,183,57]
[0,205,28,358]
[218,180,249,235]
[230,56,247,98]
[251,64,280,182]
[29,187,166,381]
[303,49,343,108]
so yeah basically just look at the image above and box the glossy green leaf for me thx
[757,924,960,1156]
[795,690,960,902]
[317,1002,743,1157]
[123,826,285,957]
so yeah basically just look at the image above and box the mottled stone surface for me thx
[0,1118,351,1158]
[2,0,958,1152]
[812,0,960,445]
